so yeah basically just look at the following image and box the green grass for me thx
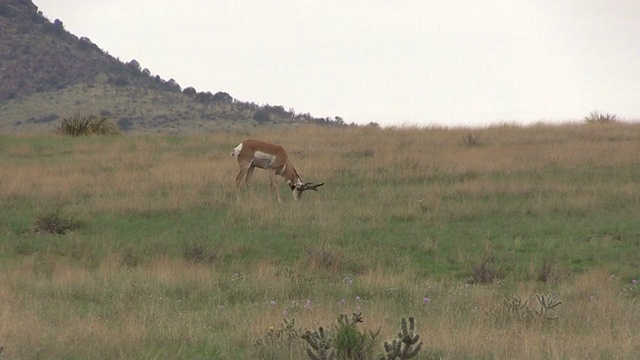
[1,124,640,358]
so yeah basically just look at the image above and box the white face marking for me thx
[292,188,302,200]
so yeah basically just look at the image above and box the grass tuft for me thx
[584,110,619,124]
[470,253,503,284]
[32,207,82,234]
[56,113,120,136]
[183,239,222,265]
[304,246,345,271]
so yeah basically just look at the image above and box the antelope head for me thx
[292,182,325,200]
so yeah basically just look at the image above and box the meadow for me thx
[1,123,639,359]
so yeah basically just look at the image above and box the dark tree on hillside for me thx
[195,91,214,103]
[212,91,233,103]
[126,59,141,74]
[77,37,96,52]
[183,87,196,97]
[253,109,270,124]
[117,117,133,131]
[108,75,129,87]
[166,78,181,92]
[51,19,64,35]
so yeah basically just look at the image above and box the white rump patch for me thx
[231,143,243,158]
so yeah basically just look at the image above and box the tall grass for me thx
[1,123,640,358]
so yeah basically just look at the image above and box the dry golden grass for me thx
[1,255,639,359]
[1,122,640,358]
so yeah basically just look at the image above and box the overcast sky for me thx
[36,1,640,127]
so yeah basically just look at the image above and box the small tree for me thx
[50,18,65,35]
[126,59,141,74]
[212,91,233,103]
[253,109,271,124]
[183,87,197,97]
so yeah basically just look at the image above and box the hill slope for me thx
[0,0,345,133]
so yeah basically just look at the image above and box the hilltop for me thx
[0,0,346,133]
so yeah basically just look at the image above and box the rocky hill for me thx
[0,0,345,133]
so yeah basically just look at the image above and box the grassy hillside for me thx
[1,124,639,358]
[0,0,345,133]
[1,82,308,135]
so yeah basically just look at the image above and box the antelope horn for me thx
[303,182,324,191]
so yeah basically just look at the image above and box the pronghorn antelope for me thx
[230,139,324,201]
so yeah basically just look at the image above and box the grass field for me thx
[1,123,640,359]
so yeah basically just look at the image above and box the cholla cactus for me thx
[503,296,528,319]
[503,294,562,322]
[534,294,562,320]
[381,317,422,359]
[302,326,335,360]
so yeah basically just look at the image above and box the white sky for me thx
[36,1,640,127]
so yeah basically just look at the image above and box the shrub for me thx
[305,247,345,271]
[537,258,565,283]
[462,132,482,147]
[470,253,503,284]
[32,207,82,234]
[117,117,134,131]
[584,110,619,123]
[333,313,379,360]
[182,240,221,265]
[56,113,120,136]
